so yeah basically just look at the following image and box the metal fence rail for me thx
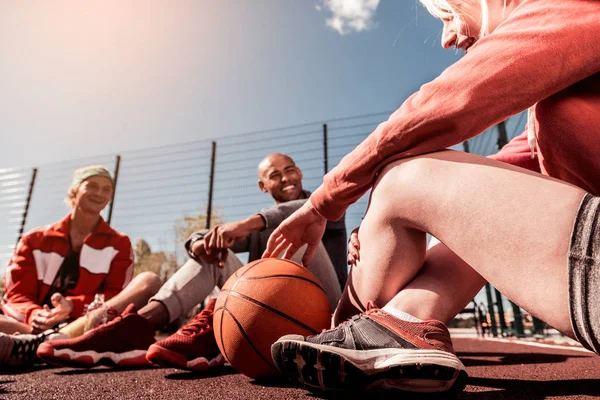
[0,111,527,331]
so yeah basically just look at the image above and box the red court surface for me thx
[1,336,599,399]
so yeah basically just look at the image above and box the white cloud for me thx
[318,0,380,35]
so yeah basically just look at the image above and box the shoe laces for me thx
[180,308,213,336]
[10,333,46,363]
[365,300,378,312]
[319,300,380,334]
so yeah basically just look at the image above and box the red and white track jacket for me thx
[2,214,134,325]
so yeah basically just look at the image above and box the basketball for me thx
[213,258,332,379]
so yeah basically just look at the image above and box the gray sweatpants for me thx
[569,193,600,355]
[150,243,342,323]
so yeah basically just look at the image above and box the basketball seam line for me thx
[221,289,319,335]
[235,274,326,294]
[220,259,269,365]
[222,307,277,371]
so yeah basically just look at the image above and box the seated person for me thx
[265,0,600,395]
[0,166,161,366]
[37,153,345,370]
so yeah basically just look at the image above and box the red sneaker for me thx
[146,298,224,371]
[37,304,155,368]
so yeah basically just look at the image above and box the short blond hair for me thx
[419,0,498,38]
[65,165,113,209]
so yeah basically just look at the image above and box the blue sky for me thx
[0,0,462,168]
[0,1,526,316]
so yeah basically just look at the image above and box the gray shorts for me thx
[568,193,600,354]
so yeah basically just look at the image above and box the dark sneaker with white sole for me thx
[271,306,467,394]
[0,330,68,368]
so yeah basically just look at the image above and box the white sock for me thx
[382,306,423,323]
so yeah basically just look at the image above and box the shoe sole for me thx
[37,343,151,368]
[146,344,225,372]
[271,339,468,394]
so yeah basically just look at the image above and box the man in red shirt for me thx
[0,166,161,366]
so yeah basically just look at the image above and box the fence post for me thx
[206,141,217,229]
[511,302,526,337]
[323,123,328,175]
[494,288,508,335]
[497,120,508,150]
[484,283,499,337]
[16,168,38,245]
[107,155,121,225]
[532,316,545,336]
[462,140,470,153]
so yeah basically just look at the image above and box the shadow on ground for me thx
[0,364,57,375]
[457,351,590,367]
[459,377,600,399]
[54,366,155,375]
[165,365,238,380]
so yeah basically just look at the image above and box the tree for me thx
[134,239,151,261]
[173,209,223,247]
[133,209,223,282]
[133,239,178,281]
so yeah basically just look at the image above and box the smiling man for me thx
[0,165,161,366]
[37,153,346,371]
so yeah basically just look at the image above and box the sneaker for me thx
[146,298,224,371]
[36,304,155,368]
[0,330,67,367]
[271,306,468,394]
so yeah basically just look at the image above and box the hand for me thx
[347,226,360,266]
[30,294,73,332]
[204,222,251,253]
[263,201,327,266]
[191,239,229,268]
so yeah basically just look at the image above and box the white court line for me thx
[479,337,593,354]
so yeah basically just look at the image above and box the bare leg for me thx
[60,272,162,337]
[393,239,487,324]
[0,315,32,334]
[335,150,584,337]
[334,234,485,325]
[138,301,170,329]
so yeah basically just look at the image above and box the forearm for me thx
[240,214,266,233]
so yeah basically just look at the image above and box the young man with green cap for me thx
[0,165,161,366]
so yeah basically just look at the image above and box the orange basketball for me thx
[214,258,331,379]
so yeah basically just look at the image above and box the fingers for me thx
[217,249,229,268]
[195,241,214,264]
[350,232,360,251]
[193,240,206,258]
[282,244,300,260]
[348,227,361,266]
[301,242,319,267]
[205,229,217,254]
[263,228,284,258]
[50,293,63,307]
[216,228,224,249]
[269,237,291,259]
[31,313,50,331]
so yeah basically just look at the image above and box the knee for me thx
[368,153,447,222]
[134,271,162,296]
